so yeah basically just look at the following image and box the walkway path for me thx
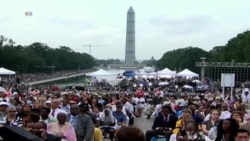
[26,72,87,85]
[134,116,154,132]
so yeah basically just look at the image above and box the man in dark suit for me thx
[67,104,94,141]
[145,105,178,141]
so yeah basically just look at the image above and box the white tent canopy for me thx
[137,69,157,79]
[157,67,176,77]
[86,69,123,86]
[176,68,199,77]
[143,67,155,73]
[0,67,15,75]
[86,69,111,76]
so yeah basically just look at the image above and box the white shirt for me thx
[136,97,146,108]
[49,108,67,118]
[153,104,162,117]
[123,102,134,114]
[241,88,250,103]
[204,111,231,121]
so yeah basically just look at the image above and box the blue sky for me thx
[1,0,250,60]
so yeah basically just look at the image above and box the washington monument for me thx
[125,6,135,65]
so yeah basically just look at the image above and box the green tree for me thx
[0,38,95,73]
[156,47,210,72]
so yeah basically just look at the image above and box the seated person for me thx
[201,109,220,136]
[146,105,178,141]
[113,104,127,129]
[100,109,116,141]
[177,121,205,141]
[170,108,194,141]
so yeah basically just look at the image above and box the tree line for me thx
[0,37,95,73]
[1,30,250,73]
[156,30,250,73]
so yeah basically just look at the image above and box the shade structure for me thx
[157,67,176,76]
[0,67,15,75]
[137,69,157,79]
[86,69,111,76]
[176,68,199,77]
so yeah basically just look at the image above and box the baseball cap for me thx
[0,101,10,107]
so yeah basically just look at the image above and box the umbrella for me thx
[143,67,155,73]
[123,71,136,77]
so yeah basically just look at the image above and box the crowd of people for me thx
[0,69,94,84]
[1,76,250,141]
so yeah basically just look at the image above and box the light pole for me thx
[83,45,92,54]
[200,57,206,81]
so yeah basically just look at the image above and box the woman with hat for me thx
[0,101,9,122]
[5,106,23,127]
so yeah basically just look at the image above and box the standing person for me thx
[121,97,134,126]
[67,104,94,141]
[135,88,146,117]
[242,88,250,110]
[79,103,103,141]
[61,99,70,114]
[39,106,57,124]
[49,99,67,118]
[47,112,77,141]
[144,99,154,119]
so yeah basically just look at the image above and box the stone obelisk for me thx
[125,6,135,65]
